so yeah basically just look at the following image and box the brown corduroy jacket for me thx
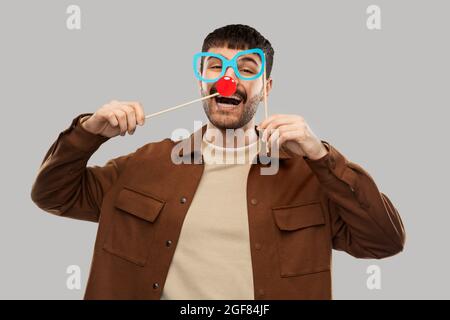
[30,113,405,300]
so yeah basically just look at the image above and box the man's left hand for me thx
[257,114,328,160]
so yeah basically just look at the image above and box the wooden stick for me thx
[261,59,270,155]
[145,92,219,119]
[263,60,268,119]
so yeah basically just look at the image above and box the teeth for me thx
[217,101,238,108]
[218,95,241,100]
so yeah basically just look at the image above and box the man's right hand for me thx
[81,100,146,138]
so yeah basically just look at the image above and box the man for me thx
[30,24,405,300]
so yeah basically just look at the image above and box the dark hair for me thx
[201,24,274,79]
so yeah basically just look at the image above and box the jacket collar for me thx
[175,123,292,159]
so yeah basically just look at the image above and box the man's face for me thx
[198,46,272,130]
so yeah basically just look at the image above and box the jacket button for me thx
[258,289,265,297]
[255,243,262,250]
[250,198,258,205]
[153,282,160,289]
[180,197,187,204]
[166,240,172,247]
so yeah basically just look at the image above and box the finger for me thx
[267,127,281,149]
[270,136,281,154]
[122,101,145,125]
[121,104,137,134]
[277,130,298,147]
[262,118,290,142]
[267,116,296,130]
[265,124,298,144]
[260,116,294,142]
[258,114,284,130]
[259,114,296,130]
[261,125,275,143]
[98,109,119,127]
[268,129,296,154]
[134,102,145,126]
[106,112,119,127]
[113,109,128,136]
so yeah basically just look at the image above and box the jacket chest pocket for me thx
[102,185,165,266]
[272,201,331,277]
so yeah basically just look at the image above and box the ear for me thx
[261,77,273,100]
[265,77,273,97]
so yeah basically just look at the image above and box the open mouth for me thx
[215,95,243,108]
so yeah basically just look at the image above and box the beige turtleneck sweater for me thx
[160,129,260,300]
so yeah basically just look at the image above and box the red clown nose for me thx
[216,76,237,97]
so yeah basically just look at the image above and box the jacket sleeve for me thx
[30,113,134,223]
[304,141,406,259]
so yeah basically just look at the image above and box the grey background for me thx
[0,0,448,299]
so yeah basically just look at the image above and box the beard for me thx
[201,85,263,130]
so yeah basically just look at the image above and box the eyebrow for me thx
[238,56,260,66]
[205,56,222,62]
[211,52,261,65]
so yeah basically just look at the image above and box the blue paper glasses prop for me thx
[193,48,266,83]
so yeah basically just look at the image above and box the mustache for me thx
[210,85,247,103]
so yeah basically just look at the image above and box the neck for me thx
[204,120,258,149]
